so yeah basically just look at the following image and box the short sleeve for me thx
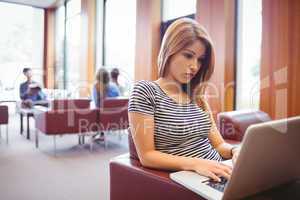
[128,80,155,116]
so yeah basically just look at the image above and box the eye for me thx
[183,52,194,59]
[198,57,206,64]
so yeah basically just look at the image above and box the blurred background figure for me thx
[93,68,120,108]
[19,68,46,107]
[110,68,126,96]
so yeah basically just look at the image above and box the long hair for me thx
[157,18,215,99]
[95,68,110,98]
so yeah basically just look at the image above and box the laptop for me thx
[170,116,300,200]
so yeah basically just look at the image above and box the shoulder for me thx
[20,81,28,87]
[93,83,100,91]
[132,80,157,93]
[108,82,119,90]
[108,83,120,95]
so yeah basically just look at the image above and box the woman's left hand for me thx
[232,147,240,165]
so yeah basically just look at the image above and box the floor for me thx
[0,112,129,200]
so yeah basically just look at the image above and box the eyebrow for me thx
[183,49,196,55]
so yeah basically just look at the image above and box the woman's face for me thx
[165,40,206,84]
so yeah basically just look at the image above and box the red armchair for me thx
[34,98,129,153]
[109,110,271,200]
[35,109,99,154]
[217,110,271,142]
[0,105,9,144]
[90,98,129,150]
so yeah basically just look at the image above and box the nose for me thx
[189,59,199,72]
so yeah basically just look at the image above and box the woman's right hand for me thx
[191,159,232,182]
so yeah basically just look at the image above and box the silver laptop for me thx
[170,116,300,200]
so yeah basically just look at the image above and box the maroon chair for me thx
[110,130,205,200]
[35,108,99,154]
[0,105,9,144]
[90,98,129,150]
[110,110,271,200]
[51,99,91,110]
[217,110,271,142]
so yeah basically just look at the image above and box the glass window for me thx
[55,5,65,89]
[104,0,136,96]
[236,0,262,110]
[96,0,104,69]
[0,2,44,101]
[162,0,196,21]
[66,0,81,19]
[65,0,81,95]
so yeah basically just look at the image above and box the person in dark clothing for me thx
[19,68,46,103]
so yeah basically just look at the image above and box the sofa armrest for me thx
[110,154,204,200]
[217,110,271,141]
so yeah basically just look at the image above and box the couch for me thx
[34,98,129,154]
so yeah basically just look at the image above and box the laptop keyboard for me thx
[206,177,228,192]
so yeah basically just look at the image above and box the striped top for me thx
[128,80,223,161]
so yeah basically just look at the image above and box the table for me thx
[17,102,49,140]
[19,108,35,139]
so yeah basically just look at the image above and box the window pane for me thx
[236,0,262,110]
[162,0,196,21]
[65,14,81,95]
[66,0,81,19]
[55,5,65,89]
[104,0,136,96]
[0,2,44,101]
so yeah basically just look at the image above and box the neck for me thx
[157,77,183,93]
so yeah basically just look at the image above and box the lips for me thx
[183,73,195,79]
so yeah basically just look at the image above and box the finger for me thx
[218,164,232,175]
[214,169,231,180]
[205,171,221,182]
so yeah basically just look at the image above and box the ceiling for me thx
[0,0,62,8]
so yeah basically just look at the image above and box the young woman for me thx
[128,18,239,182]
[93,68,120,107]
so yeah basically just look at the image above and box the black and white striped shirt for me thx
[128,80,222,161]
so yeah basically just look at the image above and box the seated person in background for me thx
[19,68,46,107]
[93,68,120,108]
[110,68,125,95]
[128,18,239,183]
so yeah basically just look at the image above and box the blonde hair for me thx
[157,18,215,98]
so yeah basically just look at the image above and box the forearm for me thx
[140,150,198,171]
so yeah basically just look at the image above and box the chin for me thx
[180,77,193,84]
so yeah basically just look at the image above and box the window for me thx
[104,0,136,96]
[54,5,65,89]
[162,0,196,21]
[236,0,262,110]
[65,0,81,94]
[0,2,44,101]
